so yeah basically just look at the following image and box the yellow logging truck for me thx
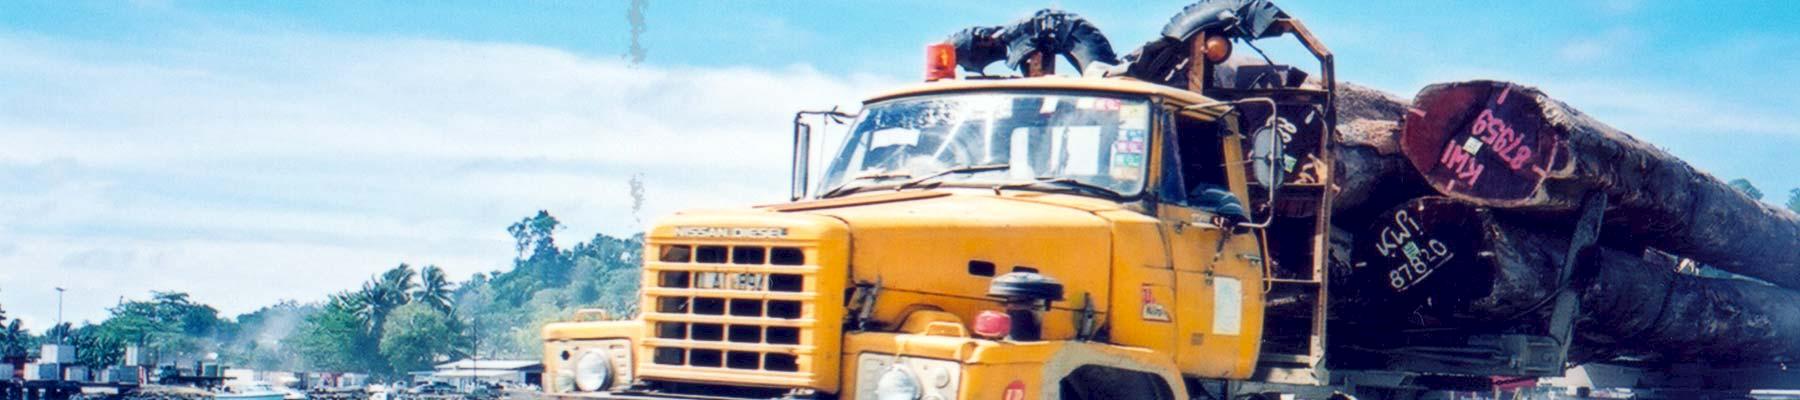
[543,1,1365,399]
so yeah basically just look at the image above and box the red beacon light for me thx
[973,310,1012,339]
[925,42,957,82]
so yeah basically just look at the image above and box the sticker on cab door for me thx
[1140,285,1171,322]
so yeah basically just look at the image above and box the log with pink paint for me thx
[1396,80,1800,290]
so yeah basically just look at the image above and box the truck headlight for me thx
[857,353,960,400]
[573,349,614,392]
[875,367,921,400]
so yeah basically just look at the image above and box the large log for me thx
[1347,197,1800,362]
[1331,83,1434,223]
[1399,80,1800,289]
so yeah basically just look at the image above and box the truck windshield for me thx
[817,91,1153,198]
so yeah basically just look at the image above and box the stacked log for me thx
[1320,79,1800,365]
[1331,83,1434,223]
[1398,80,1800,289]
[1346,197,1800,362]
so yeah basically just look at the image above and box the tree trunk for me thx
[1347,197,1800,362]
[1399,80,1800,289]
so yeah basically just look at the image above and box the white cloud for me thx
[1557,27,1637,63]
[0,31,900,328]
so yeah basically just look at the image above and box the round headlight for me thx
[573,350,613,392]
[875,367,922,400]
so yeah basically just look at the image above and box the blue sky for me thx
[1,0,1797,327]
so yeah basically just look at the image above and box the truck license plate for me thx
[696,272,765,291]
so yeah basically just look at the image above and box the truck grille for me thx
[638,241,837,388]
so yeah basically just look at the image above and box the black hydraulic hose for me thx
[1121,0,1291,84]
[945,9,1119,75]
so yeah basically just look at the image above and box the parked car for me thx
[407,381,456,395]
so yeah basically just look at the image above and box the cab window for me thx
[1159,114,1229,207]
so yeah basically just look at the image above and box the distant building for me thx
[427,359,542,388]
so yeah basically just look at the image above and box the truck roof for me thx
[864,76,1231,119]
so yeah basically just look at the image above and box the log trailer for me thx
[539,1,1800,399]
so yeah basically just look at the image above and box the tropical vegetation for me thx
[0,210,641,378]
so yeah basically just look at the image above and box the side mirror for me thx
[790,119,812,201]
[1247,114,1289,193]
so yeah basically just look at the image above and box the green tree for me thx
[355,264,417,334]
[45,322,71,345]
[1,319,31,364]
[508,210,563,261]
[378,303,461,373]
[69,324,123,368]
[415,265,455,314]
[96,291,223,365]
[1729,178,1764,200]
[292,292,380,373]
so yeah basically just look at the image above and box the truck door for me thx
[1156,112,1266,379]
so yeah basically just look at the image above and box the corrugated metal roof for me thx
[432,369,520,378]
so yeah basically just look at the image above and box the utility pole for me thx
[472,306,479,377]
[462,295,480,382]
[54,287,65,344]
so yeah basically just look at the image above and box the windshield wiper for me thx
[995,177,1121,197]
[818,172,914,198]
[896,163,1011,191]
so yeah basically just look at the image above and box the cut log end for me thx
[1402,81,1569,208]
[1347,197,1515,322]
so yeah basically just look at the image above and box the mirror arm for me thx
[789,109,863,201]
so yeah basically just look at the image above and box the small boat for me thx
[215,381,299,400]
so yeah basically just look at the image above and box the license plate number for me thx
[695,272,765,291]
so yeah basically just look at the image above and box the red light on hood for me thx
[973,310,1011,339]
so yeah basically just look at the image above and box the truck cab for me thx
[542,3,1341,399]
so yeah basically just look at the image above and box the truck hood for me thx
[780,190,1119,316]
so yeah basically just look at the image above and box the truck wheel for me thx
[1057,365,1175,400]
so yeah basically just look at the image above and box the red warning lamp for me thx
[925,42,957,81]
[973,310,1012,339]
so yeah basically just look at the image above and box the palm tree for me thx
[415,265,455,314]
[1,319,28,364]
[355,264,417,333]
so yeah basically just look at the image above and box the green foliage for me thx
[416,266,455,314]
[12,209,644,377]
[378,303,462,373]
[1,319,33,364]
[95,291,224,365]
[293,293,381,373]
[69,324,123,368]
[1729,178,1763,200]
[509,210,563,262]
[356,264,418,335]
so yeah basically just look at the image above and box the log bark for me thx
[1399,80,1800,289]
[1330,83,1435,224]
[1347,197,1800,362]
